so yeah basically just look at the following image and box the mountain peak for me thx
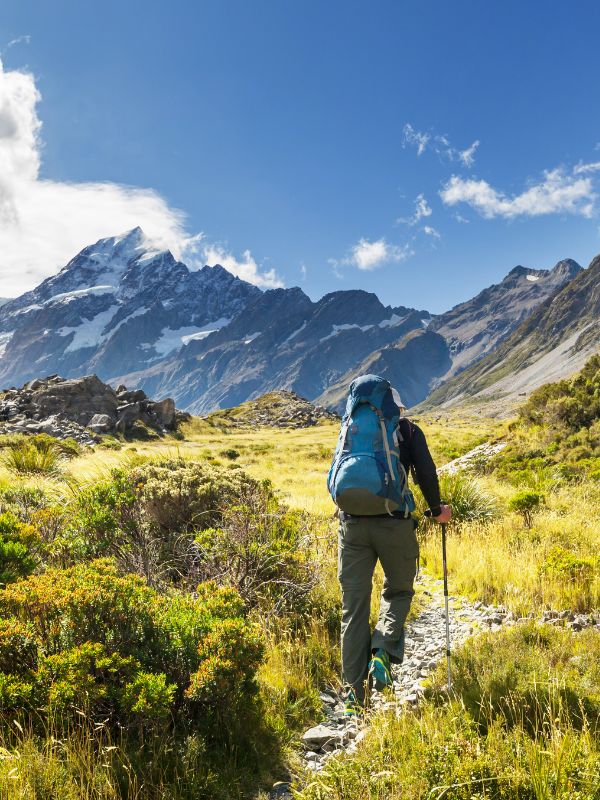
[549,258,582,280]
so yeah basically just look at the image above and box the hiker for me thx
[327,374,451,716]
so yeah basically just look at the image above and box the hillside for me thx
[429,258,581,383]
[421,253,600,413]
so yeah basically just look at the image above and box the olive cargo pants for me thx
[338,515,419,703]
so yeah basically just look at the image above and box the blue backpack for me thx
[327,374,415,516]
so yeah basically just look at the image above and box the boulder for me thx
[88,413,114,433]
[301,724,344,748]
[116,402,141,433]
[151,398,176,429]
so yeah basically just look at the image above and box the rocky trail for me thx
[269,572,599,799]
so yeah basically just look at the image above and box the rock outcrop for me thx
[203,390,339,429]
[0,374,185,445]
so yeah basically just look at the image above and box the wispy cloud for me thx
[332,237,413,272]
[422,225,440,239]
[458,140,480,167]
[398,193,432,226]
[403,123,480,167]
[0,59,279,295]
[440,167,596,219]
[201,244,283,288]
[573,160,600,175]
[2,35,31,54]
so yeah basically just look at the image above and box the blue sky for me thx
[1,0,599,311]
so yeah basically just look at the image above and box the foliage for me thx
[492,356,600,484]
[0,559,264,737]
[414,471,498,523]
[509,489,544,527]
[0,512,40,586]
[194,494,317,613]
[298,626,600,800]
[520,354,600,432]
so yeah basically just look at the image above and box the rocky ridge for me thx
[0,374,185,445]
[203,390,339,429]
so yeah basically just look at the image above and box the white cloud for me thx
[346,238,412,271]
[403,123,480,166]
[397,193,432,226]
[412,193,432,223]
[299,263,307,280]
[440,168,596,219]
[422,225,440,239]
[0,59,278,296]
[573,160,600,175]
[402,123,430,156]
[458,140,480,167]
[202,245,283,288]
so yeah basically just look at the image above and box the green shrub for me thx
[0,513,40,586]
[541,546,598,584]
[194,497,317,614]
[509,489,544,527]
[219,448,240,460]
[0,486,47,522]
[0,559,264,735]
[520,355,600,432]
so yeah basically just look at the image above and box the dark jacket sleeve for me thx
[406,422,442,514]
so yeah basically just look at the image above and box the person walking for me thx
[327,374,451,716]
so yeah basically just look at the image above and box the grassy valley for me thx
[0,365,597,798]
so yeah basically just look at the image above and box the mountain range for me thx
[0,227,596,414]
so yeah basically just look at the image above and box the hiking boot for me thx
[343,689,361,718]
[368,648,393,691]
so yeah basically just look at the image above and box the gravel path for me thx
[301,572,596,768]
[267,572,599,798]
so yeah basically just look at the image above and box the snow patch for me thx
[320,323,374,342]
[58,305,120,353]
[106,306,149,336]
[421,317,432,328]
[283,320,307,344]
[526,275,540,282]
[244,332,261,344]
[46,285,117,305]
[378,314,407,329]
[154,317,231,356]
[0,331,14,358]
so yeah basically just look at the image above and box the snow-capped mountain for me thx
[112,286,434,413]
[0,227,589,414]
[0,227,261,387]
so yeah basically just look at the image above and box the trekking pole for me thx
[441,522,452,692]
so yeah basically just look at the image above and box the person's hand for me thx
[433,504,452,524]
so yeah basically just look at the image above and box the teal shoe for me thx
[343,689,361,718]
[368,648,393,691]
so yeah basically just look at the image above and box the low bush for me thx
[194,492,317,613]
[0,512,40,586]
[0,559,264,738]
[509,489,544,527]
[415,471,498,523]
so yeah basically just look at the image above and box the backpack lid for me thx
[346,374,399,418]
